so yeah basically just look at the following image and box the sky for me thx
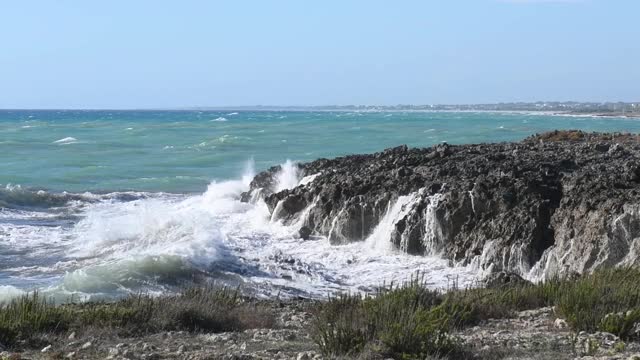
[0,0,638,109]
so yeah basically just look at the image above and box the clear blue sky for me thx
[1,0,638,109]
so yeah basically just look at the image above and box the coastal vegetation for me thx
[313,268,640,358]
[0,286,274,350]
[3,268,640,358]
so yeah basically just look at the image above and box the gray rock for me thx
[41,344,52,353]
[243,131,640,280]
[483,271,530,288]
[108,347,120,357]
[298,226,312,240]
[554,318,569,329]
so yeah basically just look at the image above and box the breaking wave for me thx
[0,184,156,210]
[0,161,477,302]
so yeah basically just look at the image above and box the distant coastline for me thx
[185,101,639,112]
[553,111,640,119]
[3,101,640,116]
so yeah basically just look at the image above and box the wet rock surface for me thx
[244,131,640,279]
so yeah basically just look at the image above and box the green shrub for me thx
[0,292,71,346]
[0,286,273,349]
[312,293,371,356]
[312,279,462,359]
[555,268,640,339]
[311,269,640,358]
[442,279,562,326]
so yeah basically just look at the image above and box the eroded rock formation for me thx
[242,131,640,279]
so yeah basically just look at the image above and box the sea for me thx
[2,109,639,302]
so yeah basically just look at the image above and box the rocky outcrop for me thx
[242,131,640,279]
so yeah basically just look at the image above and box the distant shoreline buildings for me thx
[307,102,640,114]
[192,102,640,115]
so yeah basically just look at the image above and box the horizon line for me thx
[1,101,639,112]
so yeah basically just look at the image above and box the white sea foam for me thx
[0,160,477,300]
[227,112,239,116]
[211,117,228,122]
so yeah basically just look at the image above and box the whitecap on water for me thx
[211,117,228,122]
[52,137,78,144]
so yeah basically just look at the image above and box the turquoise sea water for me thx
[3,110,640,193]
[1,110,639,301]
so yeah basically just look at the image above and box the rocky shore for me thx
[6,299,640,360]
[244,130,640,281]
[6,130,640,360]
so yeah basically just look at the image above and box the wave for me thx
[0,184,156,210]
[25,161,260,299]
[211,117,228,122]
[0,160,478,301]
[0,184,91,209]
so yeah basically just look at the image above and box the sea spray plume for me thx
[242,157,256,187]
[275,160,300,192]
[268,160,305,223]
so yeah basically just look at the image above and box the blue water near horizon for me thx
[3,109,640,194]
[2,109,640,302]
